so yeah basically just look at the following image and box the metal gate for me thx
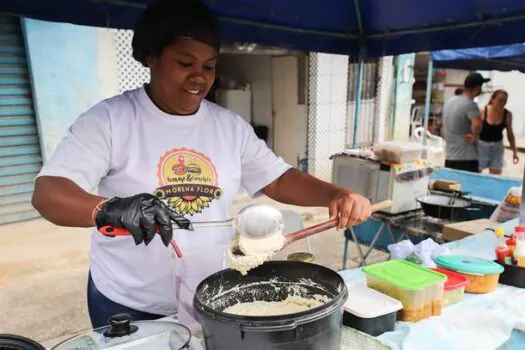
[0,15,42,225]
[346,58,379,148]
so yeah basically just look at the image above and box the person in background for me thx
[478,89,519,174]
[454,88,463,96]
[443,72,490,172]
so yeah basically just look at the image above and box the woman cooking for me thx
[478,89,519,174]
[32,0,371,329]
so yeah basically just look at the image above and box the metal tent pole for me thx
[352,0,365,148]
[352,53,365,148]
[422,58,433,148]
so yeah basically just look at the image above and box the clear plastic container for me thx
[427,281,445,316]
[432,268,468,307]
[372,141,423,164]
[434,255,504,294]
[363,260,446,322]
[366,275,426,322]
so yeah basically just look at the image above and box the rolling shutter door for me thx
[0,15,42,225]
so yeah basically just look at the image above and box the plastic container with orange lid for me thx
[434,255,504,294]
[363,260,446,322]
[431,268,469,306]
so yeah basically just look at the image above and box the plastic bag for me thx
[490,186,522,223]
[413,238,450,268]
[388,240,415,260]
[388,238,450,268]
[175,241,230,333]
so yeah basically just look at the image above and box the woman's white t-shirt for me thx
[37,87,291,316]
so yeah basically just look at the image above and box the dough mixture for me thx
[228,230,285,275]
[223,296,323,316]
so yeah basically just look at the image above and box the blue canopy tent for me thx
[431,43,525,73]
[5,1,525,58]
[4,0,525,146]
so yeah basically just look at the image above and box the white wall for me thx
[216,54,274,146]
[392,54,416,141]
[443,69,467,103]
[217,54,308,167]
[271,56,307,167]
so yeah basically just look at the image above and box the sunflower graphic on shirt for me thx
[154,148,222,216]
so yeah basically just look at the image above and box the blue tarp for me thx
[4,1,525,57]
[431,43,525,73]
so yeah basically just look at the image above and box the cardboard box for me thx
[442,219,494,241]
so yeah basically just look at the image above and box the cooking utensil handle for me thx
[99,219,232,236]
[192,219,234,228]
[286,219,339,244]
[284,200,393,245]
[371,200,394,212]
[98,226,184,258]
[99,226,132,236]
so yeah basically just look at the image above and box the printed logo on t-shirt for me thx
[154,148,222,216]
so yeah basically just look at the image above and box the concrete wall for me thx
[22,19,119,161]
[391,54,416,141]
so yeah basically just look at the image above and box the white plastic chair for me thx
[411,126,446,166]
[280,209,311,253]
[410,105,424,135]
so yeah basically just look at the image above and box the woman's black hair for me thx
[132,0,221,67]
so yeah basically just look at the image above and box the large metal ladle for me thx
[98,203,291,257]
[232,200,394,256]
[99,200,393,257]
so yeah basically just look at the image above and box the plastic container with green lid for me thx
[363,260,446,322]
[434,255,504,294]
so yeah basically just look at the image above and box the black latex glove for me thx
[95,193,192,246]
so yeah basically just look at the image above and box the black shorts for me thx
[445,159,480,173]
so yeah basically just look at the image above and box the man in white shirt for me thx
[32,0,371,328]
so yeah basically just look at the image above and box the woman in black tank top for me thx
[477,89,519,175]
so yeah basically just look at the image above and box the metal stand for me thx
[342,219,396,269]
[341,210,444,269]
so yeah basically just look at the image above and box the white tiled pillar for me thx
[307,53,349,181]
[374,56,394,144]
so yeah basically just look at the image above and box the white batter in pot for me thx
[223,295,324,316]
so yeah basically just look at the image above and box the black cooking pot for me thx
[194,260,348,350]
[0,334,45,350]
[417,194,473,220]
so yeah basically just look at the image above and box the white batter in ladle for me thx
[228,204,287,275]
[229,200,393,275]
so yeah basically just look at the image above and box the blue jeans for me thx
[87,272,165,328]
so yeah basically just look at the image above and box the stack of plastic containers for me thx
[362,260,446,322]
[432,268,469,306]
[434,255,504,293]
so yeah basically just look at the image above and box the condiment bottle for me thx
[495,228,512,265]
[507,235,517,256]
[515,226,525,240]
[514,227,525,267]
